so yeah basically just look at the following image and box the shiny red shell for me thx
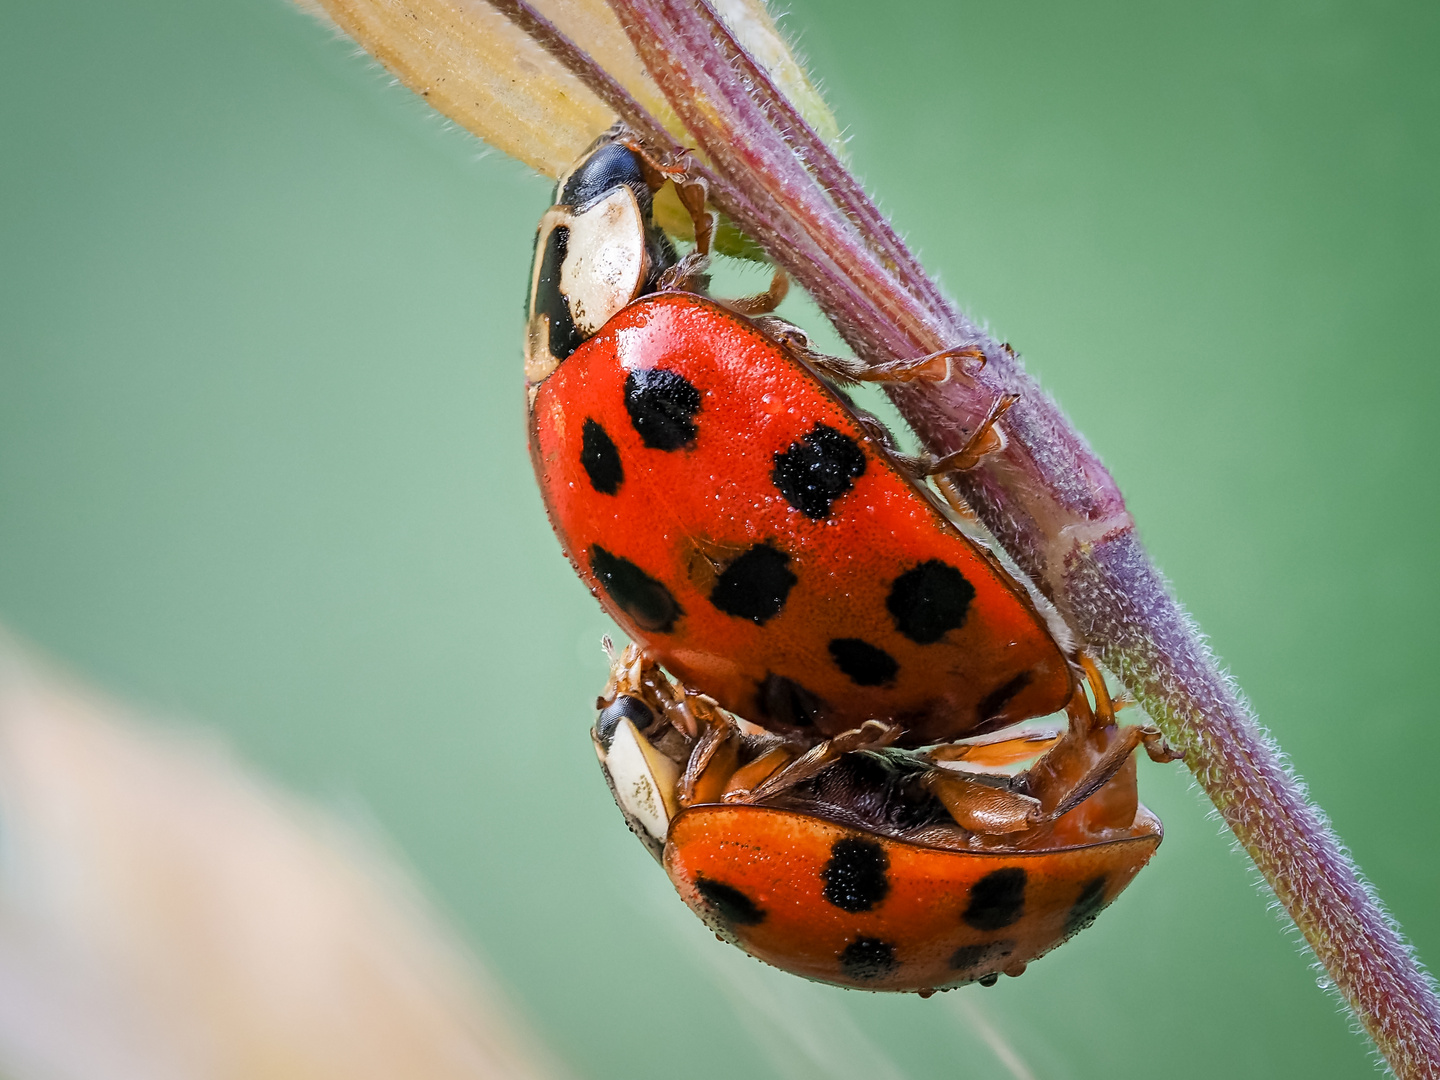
[665,803,1161,992]
[529,292,1071,744]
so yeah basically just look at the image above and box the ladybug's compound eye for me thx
[558,141,650,214]
[595,695,655,749]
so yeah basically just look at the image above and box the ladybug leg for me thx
[721,745,794,800]
[922,769,1042,834]
[622,138,716,257]
[606,644,701,739]
[914,393,1019,476]
[668,171,714,257]
[928,728,1063,768]
[739,720,902,803]
[762,322,980,386]
[679,704,742,807]
[600,642,656,712]
[930,473,981,524]
[1019,658,1183,822]
[1074,653,1177,763]
[718,267,790,316]
[622,137,716,295]
[1029,723,1165,821]
[850,346,986,385]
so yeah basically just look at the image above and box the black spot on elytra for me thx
[821,837,890,912]
[580,418,623,495]
[594,695,653,749]
[709,544,797,624]
[978,973,999,987]
[590,545,682,633]
[828,638,898,686]
[1064,876,1109,936]
[695,877,765,927]
[886,560,976,644]
[772,423,867,519]
[963,867,1027,931]
[978,672,1031,723]
[949,940,1016,973]
[839,937,898,980]
[624,368,701,451]
[756,673,824,728]
[533,225,582,361]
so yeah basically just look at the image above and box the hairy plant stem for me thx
[489,0,1440,1071]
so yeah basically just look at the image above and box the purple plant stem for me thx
[489,0,1440,1070]
[654,3,960,327]
[609,4,1440,1068]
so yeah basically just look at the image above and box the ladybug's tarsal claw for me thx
[1139,726,1184,763]
[918,394,1018,477]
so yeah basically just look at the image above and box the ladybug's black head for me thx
[558,141,651,215]
[595,694,654,750]
[524,137,678,398]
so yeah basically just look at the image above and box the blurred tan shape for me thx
[0,634,563,1080]
[299,0,839,178]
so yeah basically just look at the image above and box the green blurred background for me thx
[2,0,1437,1076]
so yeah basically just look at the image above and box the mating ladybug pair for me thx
[523,132,1179,994]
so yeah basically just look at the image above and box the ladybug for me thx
[526,133,1073,746]
[592,646,1173,993]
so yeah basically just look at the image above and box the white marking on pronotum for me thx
[596,718,679,845]
[558,186,647,338]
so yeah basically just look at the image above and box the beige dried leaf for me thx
[301,0,840,179]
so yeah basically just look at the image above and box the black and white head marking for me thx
[524,139,677,400]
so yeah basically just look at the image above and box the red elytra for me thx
[666,804,1160,992]
[529,292,1071,745]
